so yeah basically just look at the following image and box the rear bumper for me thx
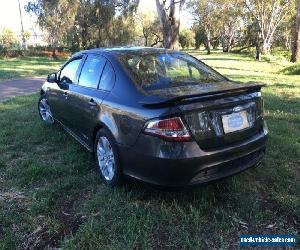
[119,127,268,187]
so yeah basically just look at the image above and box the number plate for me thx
[222,111,250,134]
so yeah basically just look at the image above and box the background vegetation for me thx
[0,0,299,63]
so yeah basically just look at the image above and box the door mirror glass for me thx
[47,73,57,83]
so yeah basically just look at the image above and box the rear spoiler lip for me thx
[139,83,265,107]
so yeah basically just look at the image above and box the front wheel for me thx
[38,95,54,124]
[94,129,122,186]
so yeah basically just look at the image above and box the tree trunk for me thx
[143,28,148,46]
[81,26,88,49]
[262,40,271,54]
[291,0,300,62]
[256,30,262,61]
[221,32,234,52]
[155,0,183,50]
[206,30,211,55]
[52,48,58,59]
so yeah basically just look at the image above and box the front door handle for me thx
[88,98,97,106]
[63,91,68,98]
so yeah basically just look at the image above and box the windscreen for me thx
[118,52,226,90]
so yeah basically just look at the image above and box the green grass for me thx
[281,63,300,75]
[0,57,65,81]
[0,51,299,249]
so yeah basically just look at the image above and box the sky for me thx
[0,0,37,35]
[0,0,193,36]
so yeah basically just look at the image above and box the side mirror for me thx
[47,73,57,83]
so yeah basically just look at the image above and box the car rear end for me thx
[116,50,268,186]
[120,86,267,187]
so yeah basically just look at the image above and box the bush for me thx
[0,47,71,58]
[280,63,300,75]
[179,29,195,49]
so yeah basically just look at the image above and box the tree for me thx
[93,0,116,47]
[245,0,293,60]
[193,25,206,49]
[72,0,94,49]
[0,28,18,48]
[188,0,219,54]
[136,10,162,47]
[155,0,185,49]
[179,29,195,48]
[23,31,31,43]
[26,0,79,57]
[217,0,244,52]
[27,0,140,52]
[18,0,26,49]
[291,0,300,62]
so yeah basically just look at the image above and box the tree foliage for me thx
[0,28,18,48]
[187,0,296,60]
[26,0,140,52]
[245,0,294,60]
[179,29,195,48]
[21,0,299,61]
[136,10,162,47]
[187,0,244,54]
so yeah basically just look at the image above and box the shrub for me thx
[280,63,300,75]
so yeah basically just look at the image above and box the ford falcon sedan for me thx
[38,47,268,187]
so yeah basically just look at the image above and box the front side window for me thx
[59,58,82,84]
[78,55,106,89]
[118,52,226,91]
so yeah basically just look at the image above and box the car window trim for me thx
[97,58,116,91]
[97,61,107,90]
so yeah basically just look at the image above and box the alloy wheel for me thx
[97,136,116,181]
[39,97,54,124]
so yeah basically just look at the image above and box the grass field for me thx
[0,57,65,81]
[0,51,299,249]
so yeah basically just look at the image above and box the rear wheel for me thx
[38,95,54,124]
[94,129,122,186]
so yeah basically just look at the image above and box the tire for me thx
[38,95,54,124]
[94,128,122,186]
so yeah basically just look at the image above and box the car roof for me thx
[72,47,176,58]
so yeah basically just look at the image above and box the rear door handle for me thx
[63,91,68,97]
[88,98,97,106]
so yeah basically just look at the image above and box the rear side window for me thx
[60,58,82,84]
[78,55,106,89]
[99,61,115,91]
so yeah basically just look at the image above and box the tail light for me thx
[143,117,192,142]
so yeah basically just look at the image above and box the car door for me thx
[65,54,115,146]
[47,57,82,125]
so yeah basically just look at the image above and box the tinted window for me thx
[78,55,106,88]
[118,53,226,90]
[60,58,82,84]
[99,62,115,91]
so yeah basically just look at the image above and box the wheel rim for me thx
[39,98,54,124]
[97,136,115,181]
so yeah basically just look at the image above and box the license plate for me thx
[222,111,250,134]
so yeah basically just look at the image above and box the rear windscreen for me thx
[118,52,226,90]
